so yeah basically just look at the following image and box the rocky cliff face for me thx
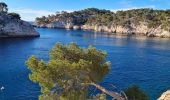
[35,15,79,29]
[36,21,74,29]
[81,23,170,38]
[35,20,170,38]
[34,8,170,38]
[0,13,39,37]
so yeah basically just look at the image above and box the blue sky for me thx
[1,0,170,21]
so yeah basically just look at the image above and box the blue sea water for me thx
[0,28,170,100]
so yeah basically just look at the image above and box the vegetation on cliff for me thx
[0,2,20,20]
[0,2,39,37]
[0,2,8,13]
[35,8,113,26]
[125,85,149,100]
[35,8,170,31]
[87,8,170,31]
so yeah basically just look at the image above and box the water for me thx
[0,28,170,100]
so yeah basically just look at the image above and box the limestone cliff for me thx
[35,21,170,38]
[34,8,170,38]
[81,23,170,38]
[0,13,39,37]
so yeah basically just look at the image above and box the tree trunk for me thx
[91,83,125,100]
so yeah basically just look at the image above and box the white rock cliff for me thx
[0,13,39,37]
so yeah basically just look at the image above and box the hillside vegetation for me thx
[36,8,112,25]
[87,8,170,31]
[35,8,170,37]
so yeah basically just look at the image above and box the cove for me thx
[0,28,170,100]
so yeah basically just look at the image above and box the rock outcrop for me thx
[35,21,170,38]
[158,90,170,100]
[81,23,170,38]
[0,13,39,37]
[34,8,170,38]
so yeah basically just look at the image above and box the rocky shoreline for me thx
[158,90,170,100]
[34,8,170,38]
[35,23,170,38]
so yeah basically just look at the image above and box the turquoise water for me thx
[0,28,170,100]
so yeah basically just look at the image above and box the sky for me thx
[1,0,170,21]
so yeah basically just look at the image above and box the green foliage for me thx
[0,2,8,13]
[36,16,49,25]
[35,8,113,25]
[125,85,149,100]
[8,12,21,19]
[0,2,22,20]
[36,8,170,31]
[92,93,106,100]
[87,8,170,30]
[26,42,110,100]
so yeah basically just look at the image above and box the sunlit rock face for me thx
[34,8,170,38]
[0,13,39,37]
[80,23,170,38]
[35,18,170,38]
[158,90,170,100]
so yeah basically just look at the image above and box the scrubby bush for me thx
[8,12,21,19]
[125,85,149,100]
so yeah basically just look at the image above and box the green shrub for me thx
[125,85,149,100]
[8,12,21,19]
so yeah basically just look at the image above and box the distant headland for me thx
[34,8,170,38]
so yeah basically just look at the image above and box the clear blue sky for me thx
[2,0,170,21]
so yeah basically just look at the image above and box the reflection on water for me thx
[0,28,170,100]
[68,30,170,50]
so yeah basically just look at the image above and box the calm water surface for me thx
[0,28,170,100]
